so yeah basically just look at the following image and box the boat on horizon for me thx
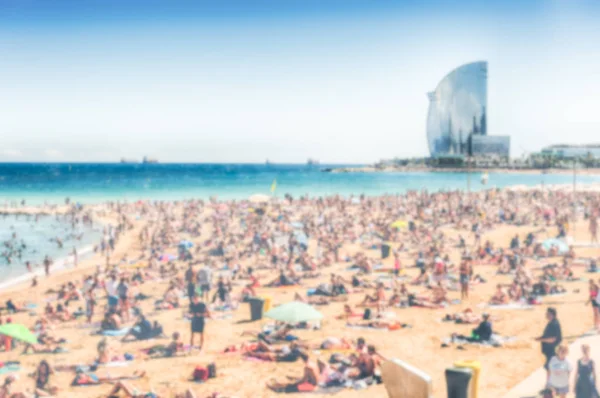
[120,158,139,164]
[142,156,158,164]
[307,158,320,166]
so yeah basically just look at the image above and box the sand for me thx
[0,193,598,398]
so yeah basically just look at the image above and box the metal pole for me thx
[467,156,471,193]
[573,159,577,239]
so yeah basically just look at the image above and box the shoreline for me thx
[0,205,111,292]
[0,181,594,293]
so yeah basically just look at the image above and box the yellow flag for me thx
[270,179,277,193]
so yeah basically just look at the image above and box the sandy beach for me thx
[0,186,598,398]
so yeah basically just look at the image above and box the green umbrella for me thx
[0,323,38,345]
[264,301,323,324]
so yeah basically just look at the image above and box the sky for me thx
[0,0,599,163]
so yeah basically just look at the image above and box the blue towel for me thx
[0,365,20,375]
[101,327,130,337]
[284,335,299,341]
[307,288,317,296]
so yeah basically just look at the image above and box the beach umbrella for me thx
[390,219,408,229]
[249,194,271,203]
[0,324,38,345]
[542,238,569,254]
[264,301,323,324]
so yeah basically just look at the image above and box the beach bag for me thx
[193,366,208,382]
[363,308,372,320]
[207,362,217,379]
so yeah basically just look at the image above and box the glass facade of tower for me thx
[427,61,488,156]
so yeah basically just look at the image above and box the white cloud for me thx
[44,149,63,158]
[0,149,23,157]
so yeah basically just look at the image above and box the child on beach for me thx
[547,344,572,398]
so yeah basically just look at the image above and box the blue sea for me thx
[1,162,599,286]
[2,163,598,204]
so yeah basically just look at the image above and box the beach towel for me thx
[99,327,131,336]
[442,334,516,347]
[0,364,20,376]
[479,303,534,310]
[346,323,410,331]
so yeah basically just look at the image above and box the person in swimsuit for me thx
[245,342,302,362]
[459,261,471,300]
[267,352,318,392]
[588,280,600,332]
[574,344,599,398]
[33,360,58,397]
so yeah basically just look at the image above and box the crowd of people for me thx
[0,188,599,396]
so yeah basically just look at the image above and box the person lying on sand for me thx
[266,352,318,393]
[293,292,347,306]
[443,308,499,324]
[73,369,145,387]
[141,332,185,359]
[241,324,293,343]
[347,320,409,331]
[335,304,361,320]
[315,336,353,350]
[106,380,155,398]
[245,342,303,362]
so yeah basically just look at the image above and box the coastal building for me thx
[540,144,600,159]
[426,61,510,158]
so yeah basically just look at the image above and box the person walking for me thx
[189,294,210,352]
[588,280,600,332]
[185,263,196,304]
[575,344,599,398]
[536,307,563,380]
[547,344,572,398]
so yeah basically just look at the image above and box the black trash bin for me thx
[445,367,472,398]
[381,244,391,259]
[248,297,265,321]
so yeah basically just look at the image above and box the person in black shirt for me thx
[189,295,210,351]
[122,314,153,342]
[452,313,493,342]
[536,307,562,375]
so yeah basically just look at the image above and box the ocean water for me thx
[1,162,599,286]
[1,163,599,205]
[0,213,102,286]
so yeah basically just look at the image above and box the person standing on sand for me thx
[189,294,210,352]
[536,307,562,380]
[590,209,598,245]
[547,344,572,398]
[459,260,471,300]
[588,280,600,332]
[574,344,599,398]
[185,263,196,304]
[197,263,212,302]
